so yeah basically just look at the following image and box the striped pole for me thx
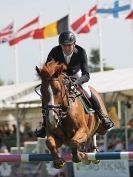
[0,152,133,162]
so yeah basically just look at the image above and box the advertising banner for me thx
[73,160,130,177]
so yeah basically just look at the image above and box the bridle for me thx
[35,76,69,127]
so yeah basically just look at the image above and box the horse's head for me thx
[36,60,68,129]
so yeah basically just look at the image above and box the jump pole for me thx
[0,152,133,162]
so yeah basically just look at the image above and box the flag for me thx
[71,5,97,34]
[97,0,131,18]
[0,22,14,44]
[126,10,133,19]
[9,16,39,46]
[33,15,68,39]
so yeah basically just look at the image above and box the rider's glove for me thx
[63,79,70,87]
[73,80,80,88]
[70,76,77,82]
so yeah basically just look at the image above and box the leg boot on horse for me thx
[89,86,114,130]
[35,116,46,138]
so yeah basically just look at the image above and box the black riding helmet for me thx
[59,31,76,45]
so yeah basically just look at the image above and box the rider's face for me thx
[61,43,75,55]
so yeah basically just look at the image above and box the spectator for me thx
[98,140,105,152]
[113,138,124,152]
[3,123,11,136]
[12,124,16,134]
[0,144,9,153]
[128,138,133,177]
[128,118,133,128]
[128,138,133,151]
[22,122,33,141]
[107,133,117,151]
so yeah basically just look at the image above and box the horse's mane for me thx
[43,60,61,77]
[36,60,67,78]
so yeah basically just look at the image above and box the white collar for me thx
[63,52,73,64]
[63,52,73,58]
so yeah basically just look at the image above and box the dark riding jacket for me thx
[46,45,90,84]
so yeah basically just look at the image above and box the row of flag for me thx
[1,0,133,46]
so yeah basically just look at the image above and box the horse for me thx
[36,60,106,168]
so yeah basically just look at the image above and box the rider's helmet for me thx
[59,31,76,45]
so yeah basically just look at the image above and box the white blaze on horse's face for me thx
[48,85,58,127]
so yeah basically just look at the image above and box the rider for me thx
[35,31,114,138]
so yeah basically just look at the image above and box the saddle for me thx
[71,85,94,114]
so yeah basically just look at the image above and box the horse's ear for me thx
[36,66,41,77]
[54,63,67,77]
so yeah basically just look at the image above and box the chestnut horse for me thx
[36,60,105,168]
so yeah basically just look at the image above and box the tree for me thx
[89,48,114,72]
[0,78,4,86]
[0,78,14,86]
[90,49,100,67]
[7,80,14,85]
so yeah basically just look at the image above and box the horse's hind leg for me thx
[70,127,88,163]
[91,134,100,164]
[92,134,99,152]
[46,135,65,169]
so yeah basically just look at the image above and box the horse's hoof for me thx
[83,160,91,165]
[54,158,66,169]
[92,160,100,164]
[72,155,82,163]
[73,157,81,163]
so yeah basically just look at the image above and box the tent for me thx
[89,67,133,97]
[0,67,133,107]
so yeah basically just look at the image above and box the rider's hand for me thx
[63,79,70,87]
[73,80,79,88]
[70,76,77,82]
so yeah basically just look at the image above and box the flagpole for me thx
[97,0,104,72]
[14,45,19,84]
[40,39,44,65]
[68,5,72,31]
[132,0,133,8]
[98,16,104,72]
[39,12,44,65]
[13,18,20,84]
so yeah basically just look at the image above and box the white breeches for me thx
[73,70,91,98]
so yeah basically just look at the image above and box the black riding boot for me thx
[89,92,114,130]
[35,117,46,138]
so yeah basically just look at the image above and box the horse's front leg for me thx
[46,135,65,169]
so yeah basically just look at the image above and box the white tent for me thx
[89,67,133,97]
[0,67,133,106]
[15,67,133,105]
[0,80,40,107]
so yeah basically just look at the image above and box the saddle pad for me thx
[78,95,95,114]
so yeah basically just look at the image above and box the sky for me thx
[0,0,133,84]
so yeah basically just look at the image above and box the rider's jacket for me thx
[46,45,90,84]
